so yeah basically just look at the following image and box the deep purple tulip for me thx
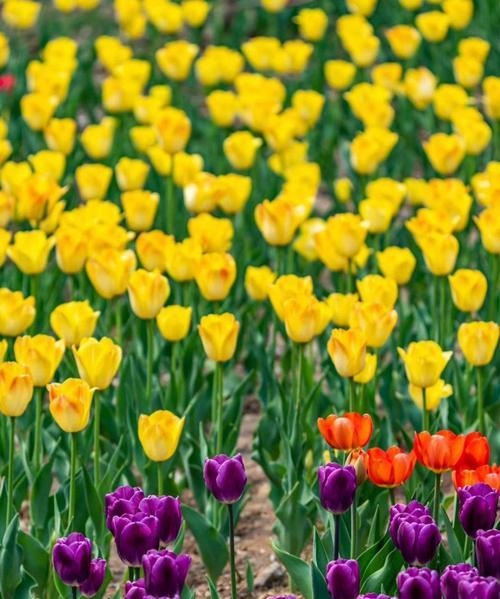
[79,558,107,597]
[458,484,498,538]
[139,495,183,544]
[325,559,359,599]
[52,533,92,586]
[112,513,160,567]
[142,549,191,598]
[358,595,395,599]
[476,529,500,578]
[266,596,297,599]
[203,454,247,504]
[105,485,144,533]
[318,463,357,515]
[389,500,430,541]
[125,579,146,599]
[397,568,440,599]
[458,576,499,599]
[441,564,479,599]
[390,513,441,565]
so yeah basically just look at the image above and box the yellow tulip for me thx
[21,92,58,131]
[449,269,487,313]
[115,158,150,192]
[453,56,483,89]
[154,107,191,154]
[144,0,182,34]
[349,301,398,348]
[14,335,64,387]
[147,146,172,177]
[194,252,236,302]
[294,8,328,42]
[7,230,54,275]
[419,232,459,276]
[356,274,398,310]
[371,63,403,94]
[0,288,35,337]
[216,174,252,215]
[326,293,359,328]
[206,90,239,128]
[75,164,113,201]
[327,327,367,378]
[183,171,217,214]
[385,25,421,60]
[350,127,398,175]
[423,133,466,176]
[443,0,473,30]
[474,205,500,254]
[261,0,287,12]
[255,197,302,247]
[44,118,77,155]
[156,41,199,81]
[453,117,491,156]
[458,321,499,367]
[244,265,277,301]
[72,337,122,390]
[48,378,94,433]
[136,230,174,272]
[268,274,313,320]
[398,341,452,388]
[326,214,368,259]
[0,362,33,417]
[172,152,203,187]
[138,410,185,462]
[155,305,192,342]
[182,0,210,27]
[0,192,14,228]
[0,32,9,67]
[376,247,416,285]
[188,213,234,253]
[409,379,453,411]
[292,90,325,128]
[121,190,159,232]
[334,178,353,204]
[346,0,377,16]
[359,198,393,234]
[165,238,202,282]
[353,352,377,384]
[224,131,262,171]
[86,248,137,299]
[283,294,330,343]
[433,83,469,121]
[0,228,11,267]
[459,37,490,63]
[28,150,66,182]
[198,313,240,362]
[324,60,356,91]
[127,269,170,320]
[81,118,116,160]
[404,67,437,110]
[0,340,6,363]
[50,301,100,347]
[415,11,450,42]
[55,225,88,274]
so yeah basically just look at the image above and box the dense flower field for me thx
[0,0,498,597]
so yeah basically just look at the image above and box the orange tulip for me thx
[365,446,416,488]
[413,430,465,473]
[454,432,490,470]
[452,464,499,491]
[317,412,373,451]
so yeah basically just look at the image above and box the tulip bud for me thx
[282,294,330,343]
[441,564,478,599]
[476,529,500,578]
[139,495,182,544]
[121,190,159,232]
[52,533,92,586]
[14,334,65,387]
[0,361,34,417]
[350,302,398,349]
[50,300,100,347]
[204,453,247,504]
[143,550,191,597]
[398,341,452,388]
[75,164,113,201]
[138,410,185,462]
[416,11,450,42]
[326,559,360,599]
[458,483,498,538]
[48,378,94,433]
[156,306,192,342]
[347,449,368,485]
[327,214,367,259]
[268,275,313,320]
[194,252,236,301]
[244,265,277,301]
[0,288,36,337]
[318,412,373,451]
[128,269,170,320]
[376,247,416,286]
[86,248,137,300]
[458,321,499,367]
[115,158,150,192]
[165,238,202,282]
[7,230,55,275]
[327,327,367,378]
[318,463,357,514]
[198,313,240,363]
[223,131,262,170]
[72,337,122,390]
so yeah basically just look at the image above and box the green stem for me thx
[350,492,357,559]
[166,175,175,236]
[333,514,341,560]
[157,462,163,495]
[146,319,154,410]
[476,367,484,434]
[439,275,446,345]
[69,433,77,526]
[93,392,100,486]
[6,416,15,526]
[72,587,77,599]
[389,488,396,505]
[33,387,43,471]
[228,504,238,599]
[433,472,441,525]
[345,259,354,292]
[115,298,122,346]
[423,387,430,432]
[215,362,224,454]
[348,378,356,412]
[290,343,304,445]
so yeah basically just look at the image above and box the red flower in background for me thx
[0,75,15,93]
[453,464,500,491]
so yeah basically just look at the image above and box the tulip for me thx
[409,379,453,412]
[282,294,330,344]
[327,328,366,383]
[327,214,367,261]
[397,568,441,599]
[353,353,377,385]
[325,559,360,599]
[198,313,240,363]
[115,158,150,192]
[48,378,94,434]
[366,447,416,488]
[138,410,185,463]
[458,322,499,367]
[136,231,173,272]
[156,40,198,81]
[194,252,236,302]
[255,197,302,247]
[358,595,394,599]
[318,413,373,453]
[444,0,474,30]
[54,225,88,274]
[216,173,252,215]
[458,483,498,538]
[188,213,234,254]
[453,465,500,492]
[326,293,358,328]
[75,164,113,201]
[79,558,106,597]
[318,463,357,515]
[376,247,416,286]
[294,8,328,41]
[86,248,137,300]
[349,301,398,349]
[121,190,159,232]
[449,269,488,313]
[386,25,421,59]
[157,306,192,342]
[165,238,202,282]
[142,549,191,597]
[398,341,452,389]
[269,275,313,320]
[182,1,211,28]
[441,564,478,599]
[476,530,500,578]
[458,576,499,599]
[125,579,146,599]
[245,265,277,301]
[7,230,54,275]
[105,486,144,533]
[474,206,500,254]
[139,495,182,544]
[390,512,441,565]
[325,60,357,90]
[223,131,262,170]
[50,301,100,347]
[154,108,191,154]
[128,269,170,321]
[112,513,160,567]
[52,533,92,586]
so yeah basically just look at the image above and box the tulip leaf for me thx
[182,504,228,581]
[361,547,403,595]
[31,458,54,533]
[17,531,49,593]
[272,541,313,599]
[0,515,21,598]
[312,527,329,575]
[206,576,221,599]
[311,561,330,599]
[82,465,105,549]
[441,507,463,563]
[246,559,254,594]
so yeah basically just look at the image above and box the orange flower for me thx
[317,412,373,451]
[365,446,416,488]
[454,432,490,470]
[452,464,500,491]
[413,430,465,473]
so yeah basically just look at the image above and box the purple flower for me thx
[203,454,247,504]
[458,576,499,599]
[397,568,440,599]
[441,564,478,599]
[125,579,146,599]
[139,495,183,544]
[142,549,191,598]
[325,559,359,599]
[318,463,357,515]
[358,595,395,599]
[390,512,441,565]
[79,558,106,597]
[112,513,160,567]
[389,500,430,540]
[458,484,498,538]
[476,529,500,579]
[266,596,297,599]
[52,533,92,586]
[105,485,144,533]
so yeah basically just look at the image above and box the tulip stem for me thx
[350,492,357,559]
[115,298,122,346]
[72,587,77,599]
[93,392,100,486]
[439,275,446,345]
[348,378,356,412]
[146,319,154,410]
[476,367,485,434]
[291,343,304,449]
[215,363,224,453]
[157,462,163,495]
[69,433,77,526]
[6,417,15,526]
[165,175,175,236]
[333,514,341,560]
[33,387,43,471]
[389,488,396,505]
[228,504,238,599]
[433,472,441,526]
[422,388,430,432]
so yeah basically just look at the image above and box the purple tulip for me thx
[52,533,92,586]
[358,595,395,599]
[139,495,183,544]
[318,463,357,515]
[458,576,499,599]
[105,485,144,533]
[458,484,498,538]
[142,549,191,598]
[389,500,430,540]
[390,512,441,565]
[266,596,297,599]
[79,558,107,597]
[325,559,359,599]
[441,564,479,599]
[112,513,160,567]
[125,579,146,599]
[476,529,500,579]
[203,454,247,504]
[397,568,440,599]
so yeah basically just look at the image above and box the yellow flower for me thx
[346,0,378,16]
[418,232,459,276]
[154,107,191,154]
[255,197,302,247]
[344,34,380,68]
[292,90,325,128]
[409,379,453,411]
[386,25,421,60]
[398,341,452,388]
[0,32,10,68]
[458,321,499,367]
[188,213,233,253]
[327,327,367,378]
[283,294,330,343]
[376,247,416,285]
[44,118,77,155]
[399,0,422,8]
[156,306,192,342]
[371,63,403,94]
[81,118,116,160]
[359,198,393,234]
[165,238,202,282]
[28,150,66,182]
[350,127,398,175]
[72,337,122,389]
[458,37,490,63]
[353,352,377,384]
[453,56,483,89]
[474,205,500,254]
[433,83,469,120]
[121,190,159,232]
[15,173,67,222]
[349,301,398,348]
[334,178,353,203]
[449,269,488,313]
[3,0,41,29]
[0,288,35,337]
[261,0,287,13]
[127,269,170,319]
[0,228,11,267]
[182,0,210,27]
[244,265,277,301]
[147,146,172,177]
[0,362,33,417]
[416,11,450,42]
[156,41,199,81]
[21,92,58,131]
[14,335,65,387]
[54,225,87,274]
[268,274,313,320]
[48,378,94,432]
[216,174,252,215]
[206,91,239,128]
[324,60,357,90]
[452,110,491,155]
[314,228,348,272]
[194,252,236,302]
[443,0,473,30]
[224,131,262,171]
[7,230,54,275]
[357,274,398,310]
[136,230,173,272]
[198,313,240,362]
[86,248,137,299]
[326,293,359,327]
[95,36,132,71]
[294,8,328,42]
[144,0,182,34]
[404,67,437,110]
[138,410,185,461]
[50,301,100,347]
[76,164,113,201]
[115,158,149,192]
[326,213,368,259]
[423,133,466,176]
[172,152,203,187]
[0,340,6,362]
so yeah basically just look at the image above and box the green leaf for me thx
[18,531,49,593]
[182,505,228,581]
[272,542,312,599]
[245,560,254,594]
[207,576,221,599]
[0,516,21,598]
[312,528,329,576]
[311,562,330,599]
[82,466,105,549]
[361,547,403,595]
[441,507,463,564]
[31,459,54,531]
